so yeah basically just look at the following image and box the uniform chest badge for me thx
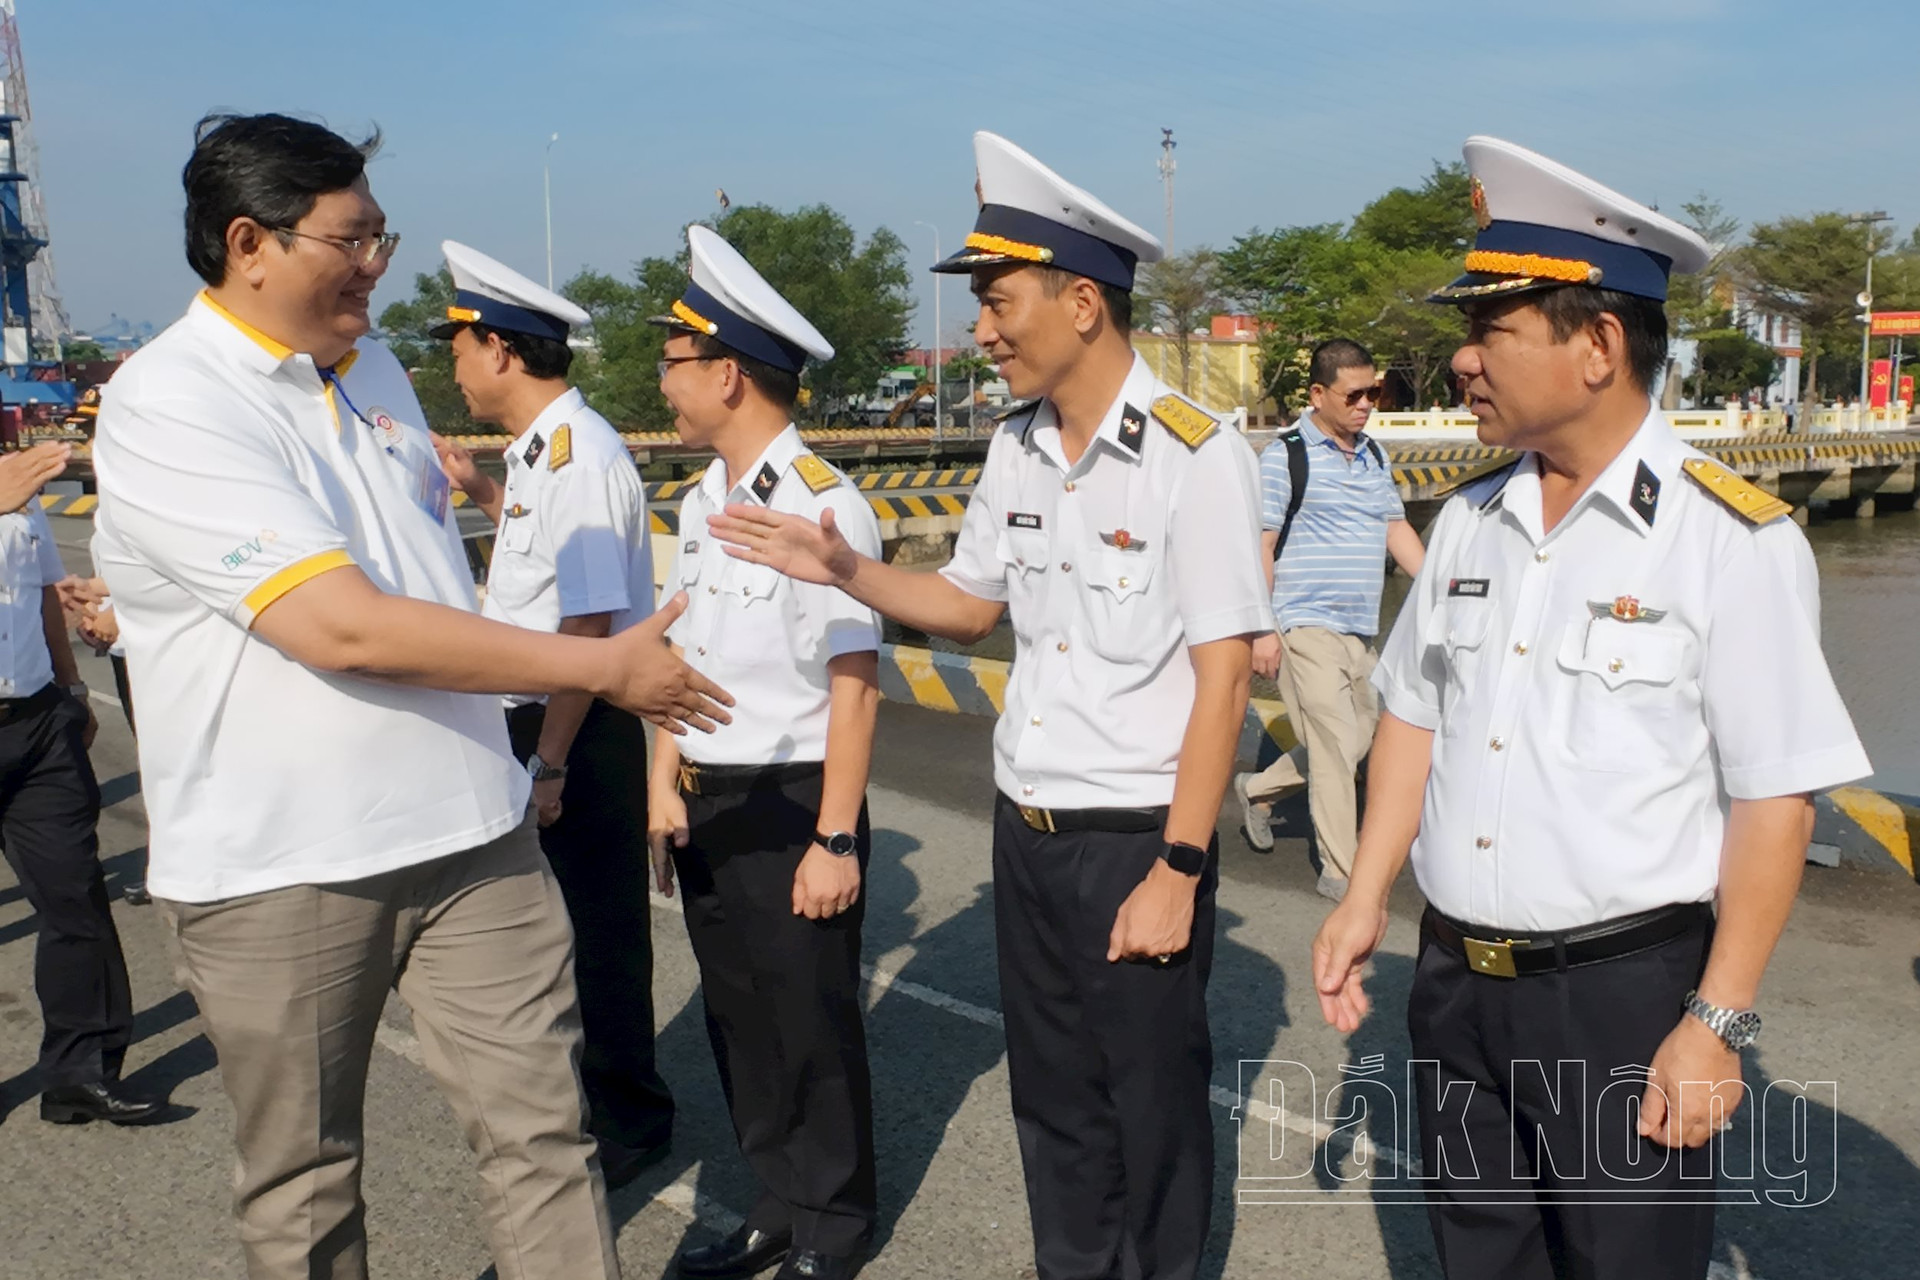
[1589,595,1666,623]
[367,407,405,448]
[523,433,546,467]
[1099,528,1147,551]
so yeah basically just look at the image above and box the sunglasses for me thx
[1322,385,1384,408]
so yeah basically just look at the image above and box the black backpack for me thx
[1271,427,1386,562]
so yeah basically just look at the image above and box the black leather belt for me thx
[0,682,63,726]
[677,759,822,797]
[1423,902,1713,979]
[1012,802,1168,835]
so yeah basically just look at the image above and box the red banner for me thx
[1869,311,1920,336]
[1901,375,1915,406]
[1869,359,1892,409]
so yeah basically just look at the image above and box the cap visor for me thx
[1428,272,1569,305]
[930,246,1023,275]
[427,320,464,340]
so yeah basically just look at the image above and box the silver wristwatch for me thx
[1683,990,1761,1050]
[526,752,568,783]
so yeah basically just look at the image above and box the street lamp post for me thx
[1849,211,1890,407]
[915,220,941,442]
[544,133,561,291]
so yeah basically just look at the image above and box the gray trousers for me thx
[160,819,619,1280]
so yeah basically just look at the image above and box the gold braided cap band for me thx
[1462,249,1602,286]
[962,232,1055,264]
[670,299,720,335]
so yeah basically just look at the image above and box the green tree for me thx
[1350,161,1476,255]
[1691,315,1779,402]
[62,339,108,365]
[1738,213,1884,408]
[1665,196,1742,404]
[1135,247,1221,395]
[376,269,477,433]
[1216,224,1367,409]
[1338,248,1465,407]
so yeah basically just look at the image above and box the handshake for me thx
[56,575,118,655]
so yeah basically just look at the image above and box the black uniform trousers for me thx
[0,683,131,1086]
[670,764,876,1258]
[506,698,674,1149]
[992,793,1219,1280]
[1408,907,1718,1280]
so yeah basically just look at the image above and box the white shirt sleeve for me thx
[809,486,883,658]
[544,460,645,620]
[940,433,1011,602]
[95,396,353,628]
[1702,519,1871,798]
[1372,497,1463,732]
[1168,435,1272,645]
[28,504,63,587]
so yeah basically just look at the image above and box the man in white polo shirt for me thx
[91,113,728,1280]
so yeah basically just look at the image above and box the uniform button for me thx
[1608,658,1624,673]
[696,645,706,655]
[1513,641,1528,655]
[1117,576,1130,589]
[741,586,752,597]
[1064,481,1076,492]
[1022,785,1035,797]
[1475,836,1493,849]
[708,585,718,594]
[1056,641,1069,652]
[1060,562,1072,573]
[1534,549,1550,563]
[1490,736,1505,751]
[1031,715,1043,726]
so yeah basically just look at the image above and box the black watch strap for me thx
[1161,840,1209,875]
[814,830,858,857]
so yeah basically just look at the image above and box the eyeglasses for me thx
[1338,385,1385,408]
[658,355,721,378]
[272,227,402,270]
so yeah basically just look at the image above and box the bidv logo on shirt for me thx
[1447,578,1490,598]
[220,529,280,572]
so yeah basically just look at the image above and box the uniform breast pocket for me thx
[1426,598,1495,736]
[1083,548,1163,663]
[1555,622,1685,772]
[994,529,1050,578]
[717,562,789,665]
[502,516,536,555]
[994,529,1050,641]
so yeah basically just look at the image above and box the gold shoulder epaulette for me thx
[790,452,842,494]
[548,423,573,471]
[1681,457,1791,524]
[1150,394,1217,448]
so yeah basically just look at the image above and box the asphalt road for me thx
[0,519,1914,1280]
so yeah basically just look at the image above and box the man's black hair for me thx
[1308,338,1375,389]
[183,112,382,286]
[688,331,801,409]
[1532,287,1669,392]
[467,323,574,380]
[1033,265,1134,332]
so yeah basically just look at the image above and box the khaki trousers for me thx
[1246,627,1380,878]
[160,819,618,1280]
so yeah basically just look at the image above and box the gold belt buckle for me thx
[1017,805,1056,833]
[1463,936,1518,979]
[677,762,700,796]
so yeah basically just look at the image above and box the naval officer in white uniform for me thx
[1311,137,1871,1280]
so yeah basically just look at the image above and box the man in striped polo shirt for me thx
[1234,339,1425,899]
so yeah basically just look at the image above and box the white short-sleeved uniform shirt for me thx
[0,503,66,695]
[667,425,881,766]
[92,292,530,905]
[941,354,1273,809]
[1374,405,1869,931]
[480,388,653,704]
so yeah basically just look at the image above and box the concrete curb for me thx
[1813,787,1920,881]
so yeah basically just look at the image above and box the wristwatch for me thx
[814,830,858,857]
[1683,990,1762,1050]
[1160,840,1209,876]
[526,753,568,783]
[65,683,87,700]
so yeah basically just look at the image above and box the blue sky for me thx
[24,0,1920,347]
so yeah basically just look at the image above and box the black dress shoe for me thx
[124,881,152,906]
[597,1135,670,1190]
[774,1250,857,1280]
[678,1224,792,1278]
[40,1079,168,1126]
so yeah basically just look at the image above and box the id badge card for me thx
[413,454,451,524]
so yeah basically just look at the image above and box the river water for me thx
[892,508,1920,796]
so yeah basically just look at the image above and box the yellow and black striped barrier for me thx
[1815,787,1920,881]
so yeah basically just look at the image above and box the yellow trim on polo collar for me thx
[198,290,295,360]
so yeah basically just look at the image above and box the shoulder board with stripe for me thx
[548,423,573,470]
[1150,394,1218,448]
[790,452,842,495]
[1681,457,1792,524]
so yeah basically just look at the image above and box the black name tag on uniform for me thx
[1007,512,1042,530]
[1448,578,1490,598]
